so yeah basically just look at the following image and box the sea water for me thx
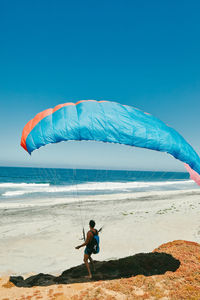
[0,167,199,276]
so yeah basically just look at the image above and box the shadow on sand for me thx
[10,252,180,287]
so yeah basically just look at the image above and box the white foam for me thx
[0,189,199,210]
[1,180,194,197]
[0,183,49,188]
[3,191,29,196]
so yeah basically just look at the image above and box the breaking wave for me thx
[1,180,194,197]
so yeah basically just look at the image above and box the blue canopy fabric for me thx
[21,100,200,178]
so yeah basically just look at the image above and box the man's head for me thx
[89,220,95,228]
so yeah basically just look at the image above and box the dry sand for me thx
[0,240,200,300]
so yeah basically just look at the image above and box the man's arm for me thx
[75,232,92,249]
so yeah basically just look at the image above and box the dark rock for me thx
[10,251,180,287]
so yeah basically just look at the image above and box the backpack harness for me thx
[88,229,100,254]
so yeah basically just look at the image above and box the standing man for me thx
[75,220,99,279]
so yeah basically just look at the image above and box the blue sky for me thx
[0,0,200,171]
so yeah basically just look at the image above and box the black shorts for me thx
[84,246,93,255]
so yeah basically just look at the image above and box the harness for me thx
[87,229,100,254]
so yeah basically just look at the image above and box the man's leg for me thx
[84,253,92,278]
[89,255,96,272]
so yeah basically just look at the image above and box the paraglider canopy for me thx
[21,100,200,186]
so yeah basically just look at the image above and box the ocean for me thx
[0,166,199,276]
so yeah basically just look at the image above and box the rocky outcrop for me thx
[6,240,200,299]
[10,251,180,287]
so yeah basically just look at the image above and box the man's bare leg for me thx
[84,254,92,278]
[89,255,96,272]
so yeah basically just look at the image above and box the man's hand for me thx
[75,231,92,250]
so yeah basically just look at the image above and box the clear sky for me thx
[0,0,200,171]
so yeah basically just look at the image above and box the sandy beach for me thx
[0,168,200,299]
[0,187,199,276]
[0,239,200,299]
[0,195,200,299]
